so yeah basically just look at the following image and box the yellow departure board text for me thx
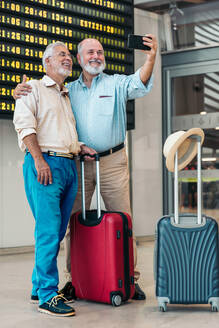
[0,0,134,122]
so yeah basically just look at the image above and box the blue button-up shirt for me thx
[67,69,153,152]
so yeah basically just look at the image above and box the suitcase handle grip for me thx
[80,153,101,220]
[80,153,100,161]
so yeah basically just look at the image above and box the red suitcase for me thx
[70,154,135,306]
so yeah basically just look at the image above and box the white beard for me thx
[81,57,106,75]
[57,66,71,77]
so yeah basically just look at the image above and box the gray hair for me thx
[42,41,67,70]
[77,40,84,56]
[77,38,103,56]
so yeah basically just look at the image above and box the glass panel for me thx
[160,1,219,52]
[172,72,219,116]
[179,129,219,224]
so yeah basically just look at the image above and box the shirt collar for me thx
[78,72,103,88]
[42,75,69,96]
[42,75,56,86]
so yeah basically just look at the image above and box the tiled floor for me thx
[0,241,218,328]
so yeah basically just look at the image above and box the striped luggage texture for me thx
[155,134,219,311]
[155,215,219,310]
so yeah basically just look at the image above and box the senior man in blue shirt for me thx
[13,35,157,302]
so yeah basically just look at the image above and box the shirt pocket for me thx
[97,95,114,116]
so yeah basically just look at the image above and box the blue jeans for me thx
[23,153,78,305]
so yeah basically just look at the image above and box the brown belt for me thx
[47,151,76,159]
[98,143,125,157]
[26,150,76,159]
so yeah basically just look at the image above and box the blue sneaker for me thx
[38,295,75,317]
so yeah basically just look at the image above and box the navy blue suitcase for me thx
[155,136,219,311]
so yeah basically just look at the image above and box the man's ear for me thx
[77,53,81,65]
[45,56,51,67]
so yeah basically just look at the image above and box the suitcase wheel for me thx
[111,294,122,307]
[209,297,219,312]
[211,305,218,312]
[159,303,167,312]
[158,297,169,312]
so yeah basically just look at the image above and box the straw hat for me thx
[163,128,205,172]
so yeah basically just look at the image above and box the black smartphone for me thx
[127,34,151,51]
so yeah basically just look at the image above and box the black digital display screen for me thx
[0,0,134,129]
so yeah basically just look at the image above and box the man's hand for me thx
[142,34,157,58]
[23,134,52,185]
[13,74,32,100]
[34,157,53,185]
[80,145,97,161]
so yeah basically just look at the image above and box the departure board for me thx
[0,0,135,129]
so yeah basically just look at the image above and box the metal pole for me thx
[174,150,179,224]
[197,139,202,224]
[81,160,86,220]
[96,159,101,219]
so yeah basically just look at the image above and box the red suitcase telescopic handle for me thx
[80,154,101,220]
[174,135,202,224]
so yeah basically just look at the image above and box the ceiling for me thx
[134,0,219,14]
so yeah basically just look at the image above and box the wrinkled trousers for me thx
[23,153,78,305]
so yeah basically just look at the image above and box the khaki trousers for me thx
[64,148,140,282]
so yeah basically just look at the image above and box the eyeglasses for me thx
[56,51,74,61]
